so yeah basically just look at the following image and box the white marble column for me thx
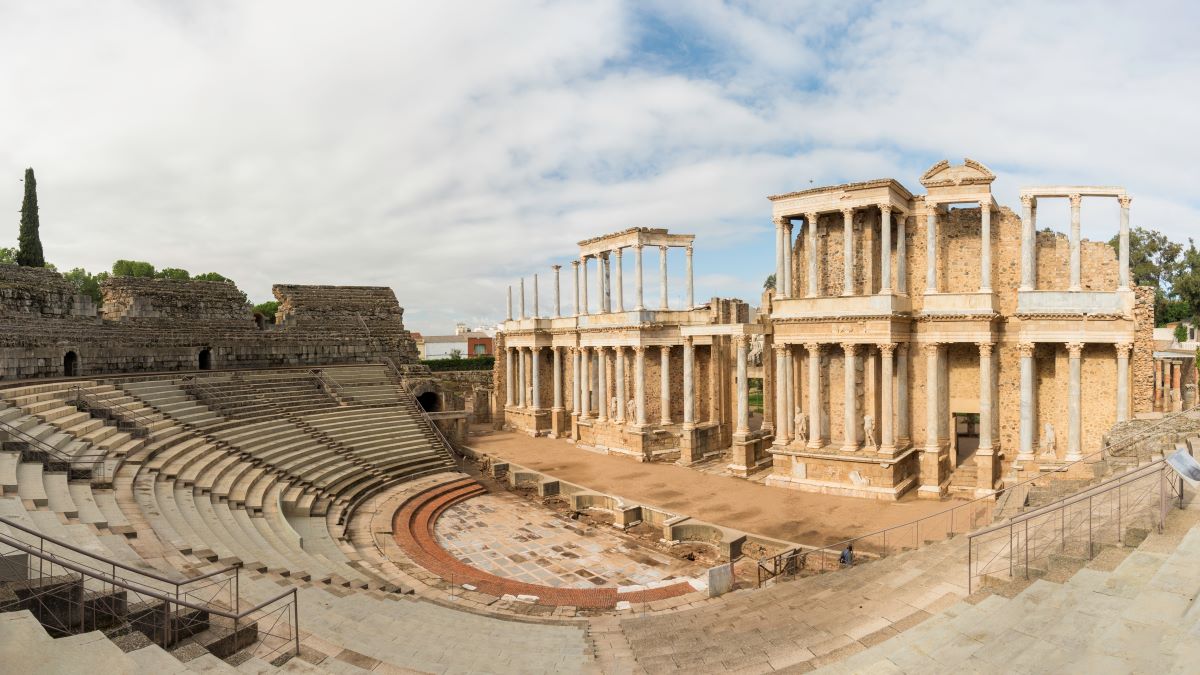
[614,248,624,312]
[572,347,581,416]
[978,342,993,454]
[1119,196,1131,290]
[842,343,859,451]
[580,346,590,418]
[518,347,527,407]
[614,346,625,422]
[925,202,938,293]
[1116,342,1131,423]
[634,244,645,310]
[806,213,819,298]
[783,221,794,298]
[552,347,563,410]
[634,346,647,426]
[735,336,749,435]
[784,347,795,440]
[581,257,589,315]
[896,213,907,294]
[879,205,893,294]
[806,343,822,449]
[1018,342,1035,461]
[572,261,580,316]
[897,343,910,446]
[685,246,694,308]
[553,265,562,318]
[842,208,855,296]
[660,346,672,425]
[505,347,514,406]
[506,285,513,321]
[1066,342,1083,460]
[774,345,790,446]
[598,253,608,314]
[1069,194,1082,292]
[1019,195,1034,290]
[659,245,669,310]
[980,202,992,292]
[879,343,895,454]
[924,343,941,452]
[683,337,695,429]
[775,218,786,298]
[519,277,527,318]
[597,347,608,422]
[533,274,540,318]
[531,347,541,409]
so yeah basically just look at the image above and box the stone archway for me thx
[198,348,213,371]
[417,391,441,412]
[63,351,79,377]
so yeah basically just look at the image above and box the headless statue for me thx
[626,398,637,422]
[794,409,808,443]
[863,414,877,449]
[609,396,619,420]
[1039,422,1057,459]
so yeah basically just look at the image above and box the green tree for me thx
[1112,227,1185,325]
[156,267,190,280]
[1172,240,1200,323]
[111,259,156,278]
[193,272,232,283]
[253,300,279,322]
[16,168,45,267]
[0,247,15,265]
[763,273,776,291]
[1174,323,1189,344]
[63,267,104,306]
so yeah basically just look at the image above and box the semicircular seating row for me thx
[0,365,589,674]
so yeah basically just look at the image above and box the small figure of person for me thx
[795,409,808,443]
[839,544,854,567]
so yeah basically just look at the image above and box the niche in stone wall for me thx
[63,351,79,377]
[198,348,213,371]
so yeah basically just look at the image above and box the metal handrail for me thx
[755,403,1199,584]
[379,357,459,461]
[0,417,106,469]
[310,368,346,401]
[69,384,157,429]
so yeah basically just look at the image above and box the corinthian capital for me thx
[1066,342,1084,358]
[1018,342,1035,358]
[1118,195,1132,208]
[1069,193,1082,208]
[1116,342,1132,357]
[1020,194,1033,208]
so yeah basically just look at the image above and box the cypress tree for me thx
[16,168,45,268]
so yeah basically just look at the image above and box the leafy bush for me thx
[194,272,233,283]
[423,356,494,371]
[156,267,190,280]
[112,259,156,278]
[253,300,279,322]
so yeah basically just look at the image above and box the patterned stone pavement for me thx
[435,491,705,589]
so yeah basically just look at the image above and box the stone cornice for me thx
[768,178,913,202]
[1014,312,1129,320]
[914,313,1001,323]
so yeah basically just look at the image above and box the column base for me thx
[877,444,897,457]
[841,442,860,453]
[1064,452,1083,462]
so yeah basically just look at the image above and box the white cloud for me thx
[0,1,1196,334]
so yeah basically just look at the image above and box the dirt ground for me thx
[467,427,969,547]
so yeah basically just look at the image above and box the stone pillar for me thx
[552,265,562,318]
[1069,194,1082,292]
[774,345,789,447]
[603,252,612,313]
[1155,359,1164,410]
[879,205,893,294]
[980,202,992,292]
[659,245,669,310]
[580,346,590,418]
[924,343,941,453]
[518,347,527,408]
[634,346,647,426]
[598,252,608,314]
[659,346,672,425]
[784,347,795,440]
[1066,342,1083,460]
[842,208,855,296]
[879,343,895,455]
[1018,342,1036,461]
[1172,361,1183,412]
[925,202,937,293]
[506,285,513,321]
[783,221,794,298]
[571,261,580,316]
[519,277,527,319]
[1119,196,1131,290]
[572,348,581,416]
[806,212,819,298]
[531,347,541,409]
[735,336,749,435]
[685,245,694,308]
[505,347,514,407]
[1020,195,1034,291]
[613,247,624,313]
[806,343,822,449]
[533,274,540,318]
[842,343,858,451]
[581,257,589,316]
[775,218,786,299]
[552,347,563,410]
[1116,342,1131,423]
[597,347,608,422]
[977,342,993,454]
[634,244,645,310]
[897,343,910,446]
[614,347,625,423]
[683,337,695,428]
[896,213,907,294]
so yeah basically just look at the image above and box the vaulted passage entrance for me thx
[63,351,79,377]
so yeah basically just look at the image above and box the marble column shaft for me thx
[842,209,855,296]
[518,347,527,407]
[572,348,581,415]
[978,343,993,453]
[552,347,562,409]
[897,344,910,444]
[553,265,561,318]
[736,337,749,434]
[842,343,858,450]
[1018,343,1035,459]
[685,246,694,308]
[683,337,695,428]
[1020,195,1034,290]
[880,343,895,452]
[784,348,795,440]
[580,347,590,418]
[1069,194,1082,292]
[1067,342,1083,460]
[880,206,893,293]
[572,261,580,316]
[614,248,624,312]
[806,213,818,298]
[531,347,541,408]
[581,257,589,315]
[614,347,625,422]
[1119,196,1132,289]
[925,343,941,451]
[896,214,907,294]
[519,278,526,319]
[597,347,608,421]
[806,343,822,448]
[774,345,790,446]
[660,346,671,424]
[635,245,645,310]
[659,245,669,310]
[635,347,647,425]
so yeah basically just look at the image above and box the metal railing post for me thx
[293,588,301,657]
[1023,519,1029,579]
[1117,478,1122,545]
[1088,495,1094,556]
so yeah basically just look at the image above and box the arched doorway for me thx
[417,391,440,412]
[198,349,213,371]
[63,351,79,377]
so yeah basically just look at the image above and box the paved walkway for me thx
[468,427,967,546]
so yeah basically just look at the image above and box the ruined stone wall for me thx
[101,277,252,329]
[1132,285,1156,414]
[430,369,494,422]
[0,265,96,318]
[273,284,419,362]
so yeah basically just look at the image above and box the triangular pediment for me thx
[920,158,996,188]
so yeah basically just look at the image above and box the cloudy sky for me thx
[2,1,1197,334]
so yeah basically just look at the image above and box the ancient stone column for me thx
[879,205,893,294]
[597,347,608,422]
[735,336,749,435]
[614,248,624,312]
[658,346,671,425]
[552,265,562,318]
[572,347,581,416]
[1116,342,1131,423]
[896,213,907,295]
[1066,342,1083,460]
[634,244,645,311]
[806,343,823,449]
[924,343,941,453]
[519,277,527,319]
[842,343,859,451]
[506,285,513,321]
[774,344,789,447]
[1020,194,1034,291]
[614,346,625,422]
[552,346,563,410]
[1154,359,1163,410]
[505,347,514,407]
[683,337,695,429]
[571,260,580,316]
[659,245,669,310]
[925,202,938,293]
[783,221,794,298]
[1069,194,1082,292]
[581,257,589,316]
[531,347,541,409]
[518,347,527,408]
[980,202,992,292]
[896,344,910,446]
[978,342,993,454]
[533,273,540,318]
[1172,361,1183,411]
[599,252,609,313]
[806,212,819,298]
[879,343,896,454]
[784,347,795,440]
[634,346,647,426]
[685,245,694,308]
[580,346,590,418]
[842,208,855,296]
[1018,342,1036,461]
[1119,196,1132,290]
[775,218,786,299]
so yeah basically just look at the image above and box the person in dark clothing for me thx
[839,544,854,566]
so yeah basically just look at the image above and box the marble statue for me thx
[626,398,636,421]
[863,414,876,449]
[1039,422,1057,459]
[609,396,619,420]
[795,409,808,443]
